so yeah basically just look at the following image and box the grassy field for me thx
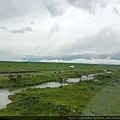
[0,61,119,88]
[0,61,120,116]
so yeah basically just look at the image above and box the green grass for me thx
[82,84,120,116]
[0,73,58,88]
[0,61,120,116]
[0,61,119,88]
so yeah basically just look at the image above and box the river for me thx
[0,71,111,110]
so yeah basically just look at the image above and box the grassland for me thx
[0,61,120,117]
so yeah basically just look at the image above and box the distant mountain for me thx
[22,52,120,62]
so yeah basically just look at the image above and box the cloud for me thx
[0,0,19,20]
[0,48,24,61]
[11,27,33,34]
[40,0,66,16]
[0,0,120,64]
[57,25,120,54]
[50,24,62,33]
[113,7,119,15]
[0,26,7,30]
[67,0,108,14]
[30,21,35,24]
[22,52,120,65]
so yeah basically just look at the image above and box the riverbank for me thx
[0,81,103,116]
[0,75,97,110]
[0,78,120,116]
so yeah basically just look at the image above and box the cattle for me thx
[8,74,14,78]
[105,75,111,78]
[58,71,62,74]
[75,72,82,78]
[8,74,17,82]
[59,77,67,84]
[26,74,31,76]
[54,71,62,74]
[17,75,22,78]
[10,77,16,82]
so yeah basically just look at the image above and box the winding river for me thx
[0,72,111,110]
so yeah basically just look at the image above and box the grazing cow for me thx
[58,71,62,74]
[54,71,62,74]
[75,72,82,78]
[10,77,16,82]
[26,74,31,76]
[63,79,67,83]
[59,77,67,84]
[8,74,14,78]
[105,75,111,78]
[17,75,22,78]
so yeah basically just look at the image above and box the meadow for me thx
[0,61,120,117]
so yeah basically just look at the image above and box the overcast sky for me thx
[0,0,120,62]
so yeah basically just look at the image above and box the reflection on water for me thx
[67,75,94,83]
[0,89,13,110]
[29,82,68,89]
[81,75,93,81]
[67,78,80,83]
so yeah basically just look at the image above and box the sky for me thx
[0,0,120,64]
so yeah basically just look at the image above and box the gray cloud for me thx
[40,0,65,16]
[30,21,35,24]
[22,52,120,62]
[0,26,7,30]
[113,7,119,15]
[11,27,33,34]
[67,0,108,14]
[0,0,19,20]
[58,25,120,54]
[0,49,24,61]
